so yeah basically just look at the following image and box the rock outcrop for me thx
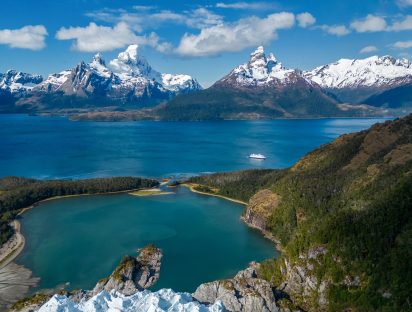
[193,262,282,312]
[91,244,162,296]
[278,246,330,310]
[243,189,280,231]
[10,245,162,312]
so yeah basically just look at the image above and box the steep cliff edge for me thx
[189,114,412,311]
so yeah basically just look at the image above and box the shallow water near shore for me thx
[16,186,277,292]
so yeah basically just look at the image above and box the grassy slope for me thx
[189,114,412,311]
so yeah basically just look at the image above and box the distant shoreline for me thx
[0,113,394,122]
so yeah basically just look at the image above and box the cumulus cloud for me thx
[56,22,169,52]
[215,2,277,10]
[175,12,295,57]
[359,45,378,54]
[296,13,316,28]
[0,25,47,50]
[393,40,412,49]
[389,15,412,31]
[350,14,387,32]
[320,25,351,36]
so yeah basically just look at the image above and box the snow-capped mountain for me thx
[30,44,202,106]
[108,44,202,95]
[215,46,314,88]
[37,289,224,312]
[159,46,355,120]
[0,70,43,95]
[304,56,412,103]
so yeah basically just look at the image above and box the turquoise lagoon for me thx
[0,114,389,292]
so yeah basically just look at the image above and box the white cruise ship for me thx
[249,153,266,160]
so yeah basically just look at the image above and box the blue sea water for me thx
[0,114,388,179]
[0,114,389,293]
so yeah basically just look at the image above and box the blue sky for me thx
[1,0,412,86]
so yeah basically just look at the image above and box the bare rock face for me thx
[193,262,281,312]
[91,244,162,296]
[243,189,280,232]
[278,246,330,310]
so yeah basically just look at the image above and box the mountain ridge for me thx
[1,46,411,118]
[0,45,202,112]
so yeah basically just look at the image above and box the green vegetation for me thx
[190,115,412,311]
[189,169,287,202]
[365,84,412,109]
[152,85,369,121]
[0,176,158,245]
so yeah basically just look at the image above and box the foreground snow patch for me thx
[38,288,224,312]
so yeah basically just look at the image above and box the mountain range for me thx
[0,45,201,112]
[1,45,411,119]
[305,55,412,105]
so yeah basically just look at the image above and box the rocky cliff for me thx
[190,114,412,311]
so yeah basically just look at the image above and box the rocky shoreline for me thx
[10,244,297,312]
[1,183,285,311]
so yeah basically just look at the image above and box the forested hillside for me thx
[189,114,412,311]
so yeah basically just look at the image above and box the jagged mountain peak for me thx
[118,44,140,63]
[216,46,307,88]
[248,46,282,69]
[28,44,201,104]
[109,44,159,81]
[0,70,43,94]
[92,53,105,66]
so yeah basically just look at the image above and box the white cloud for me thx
[350,14,387,32]
[320,25,351,36]
[56,22,168,52]
[393,40,412,49]
[87,8,223,30]
[389,15,412,31]
[359,45,378,54]
[215,2,277,10]
[184,8,224,28]
[0,25,47,50]
[297,13,316,28]
[348,14,412,33]
[175,12,295,57]
[397,0,412,7]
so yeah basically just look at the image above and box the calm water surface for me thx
[17,187,276,292]
[0,114,389,179]
[0,114,389,292]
